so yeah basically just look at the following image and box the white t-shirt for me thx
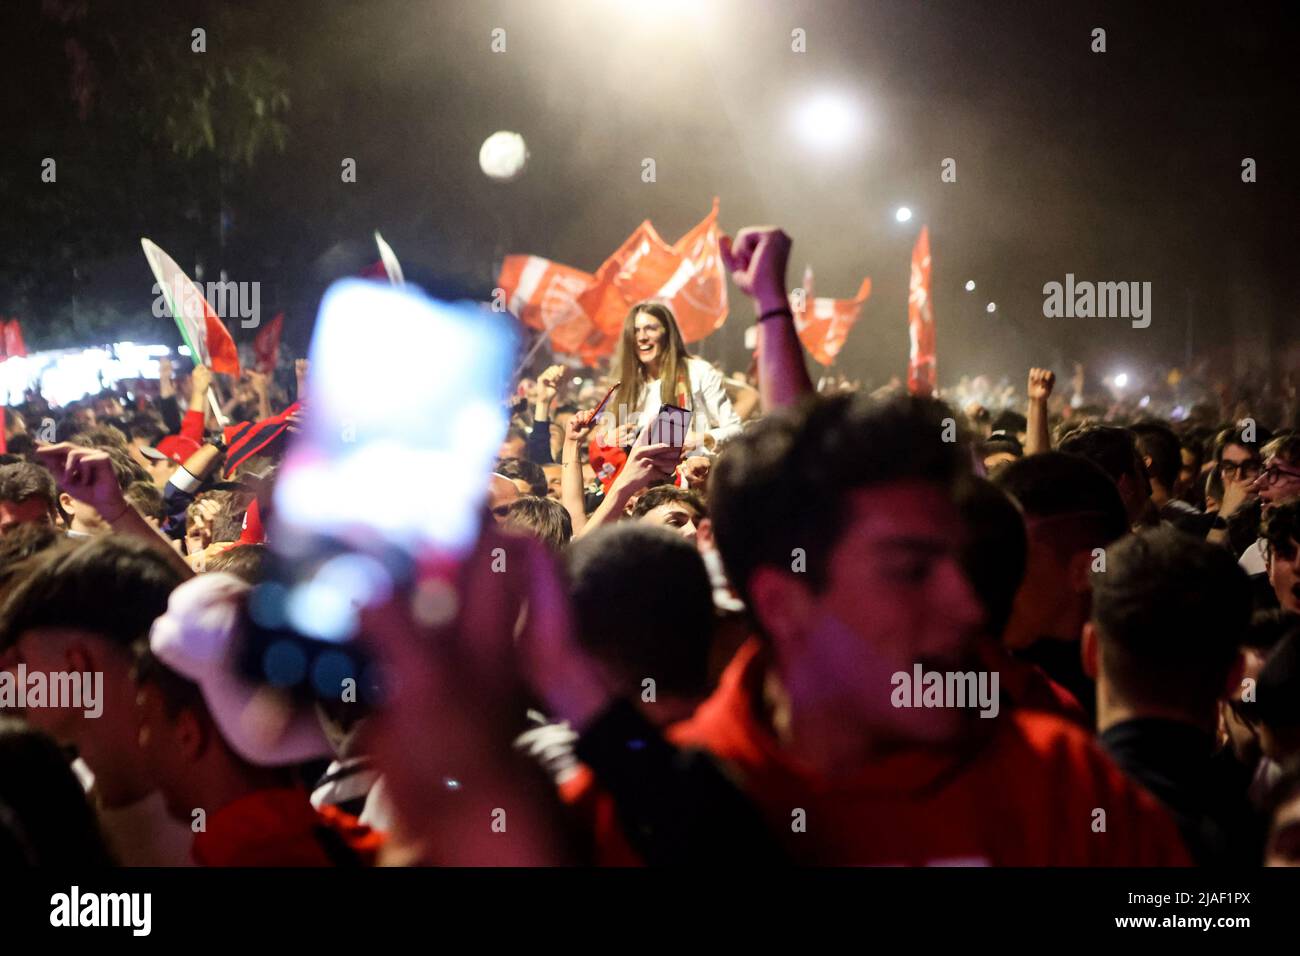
[1239,538,1267,575]
[74,758,195,866]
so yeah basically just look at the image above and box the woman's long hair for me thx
[611,302,691,423]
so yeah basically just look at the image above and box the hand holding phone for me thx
[635,403,691,450]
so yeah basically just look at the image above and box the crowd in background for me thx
[1,224,1298,867]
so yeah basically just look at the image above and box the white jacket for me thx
[634,356,742,451]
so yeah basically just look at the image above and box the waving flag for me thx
[495,200,728,364]
[255,312,283,375]
[141,238,241,377]
[907,226,936,396]
[791,267,872,366]
[374,231,405,286]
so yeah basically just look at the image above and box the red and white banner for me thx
[907,226,936,396]
[791,266,872,366]
[496,200,728,365]
[140,238,241,377]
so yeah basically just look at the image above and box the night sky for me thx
[3,0,1296,390]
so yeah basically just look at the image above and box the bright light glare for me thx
[1113,373,1129,389]
[0,341,173,406]
[895,206,913,223]
[965,280,976,292]
[986,302,997,313]
[792,91,862,153]
[479,131,528,181]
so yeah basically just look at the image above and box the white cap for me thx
[149,573,331,767]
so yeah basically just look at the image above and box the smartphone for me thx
[638,403,691,449]
[238,279,517,701]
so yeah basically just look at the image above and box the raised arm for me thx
[720,226,810,411]
[1025,367,1055,455]
[35,443,195,580]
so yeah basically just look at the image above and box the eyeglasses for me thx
[1220,460,1262,480]
[1260,464,1300,486]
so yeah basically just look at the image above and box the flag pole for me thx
[513,329,552,380]
[206,387,229,429]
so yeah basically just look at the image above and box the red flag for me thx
[495,201,728,363]
[907,226,936,396]
[254,312,283,375]
[4,320,26,359]
[665,198,728,342]
[204,303,241,377]
[790,267,872,366]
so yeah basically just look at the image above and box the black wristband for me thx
[757,306,793,323]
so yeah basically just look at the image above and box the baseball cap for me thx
[148,573,331,766]
[141,435,202,464]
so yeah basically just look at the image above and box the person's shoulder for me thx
[1001,710,1168,810]
[999,710,1192,864]
[686,356,723,382]
[1004,708,1106,763]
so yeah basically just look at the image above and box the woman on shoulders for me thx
[606,302,741,455]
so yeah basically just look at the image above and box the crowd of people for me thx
[0,224,1298,868]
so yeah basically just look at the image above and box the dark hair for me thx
[205,544,268,582]
[1256,625,1300,729]
[710,393,965,600]
[1131,421,1182,490]
[956,477,1026,639]
[502,426,528,448]
[495,457,547,497]
[123,481,165,522]
[210,491,255,544]
[4,435,34,458]
[1213,423,1271,463]
[992,452,1129,544]
[0,525,64,594]
[1058,425,1143,486]
[126,415,166,446]
[132,648,208,721]
[1246,609,1299,653]
[0,536,184,652]
[1263,500,1300,565]
[566,523,714,697]
[0,718,115,866]
[0,462,57,513]
[990,410,1027,435]
[631,485,707,520]
[69,425,130,452]
[978,432,1023,462]
[1091,526,1251,712]
[502,496,572,551]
